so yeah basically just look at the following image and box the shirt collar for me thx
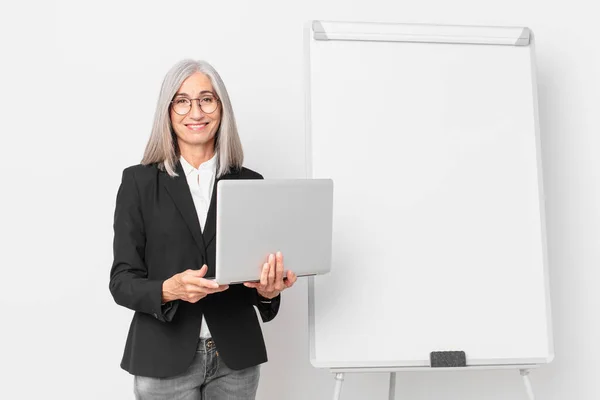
[180,153,217,176]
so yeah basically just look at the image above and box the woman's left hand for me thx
[244,251,297,299]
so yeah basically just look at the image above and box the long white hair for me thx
[141,59,243,177]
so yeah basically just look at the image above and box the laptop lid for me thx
[215,179,333,284]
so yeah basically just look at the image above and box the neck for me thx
[179,142,215,169]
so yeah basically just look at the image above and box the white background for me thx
[1,1,598,399]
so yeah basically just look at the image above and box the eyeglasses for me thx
[170,94,220,115]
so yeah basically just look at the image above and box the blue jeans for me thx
[134,338,260,400]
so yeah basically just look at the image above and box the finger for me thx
[183,283,217,295]
[244,282,261,288]
[189,293,207,303]
[198,278,221,289]
[206,284,230,294]
[275,251,284,285]
[185,283,204,294]
[197,285,229,296]
[180,271,203,286]
[284,271,297,288]
[267,254,276,289]
[185,276,220,289]
[260,262,269,288]
[183,289,202,302]
[189,265,208,277]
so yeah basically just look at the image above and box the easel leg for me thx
[388,372,397,400]
[519,369,536,400]
[333,373,345,400]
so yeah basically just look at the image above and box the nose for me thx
[188,100,205,119]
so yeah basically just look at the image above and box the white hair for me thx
[141,59,243,177]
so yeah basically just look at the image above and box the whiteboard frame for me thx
[329,364,539,373]
[305,20,554,370]
[311,20,531,46]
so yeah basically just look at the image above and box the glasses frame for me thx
[170,95,221,116]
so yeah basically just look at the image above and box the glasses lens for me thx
[199,96,218,114]
[172,98,191,115]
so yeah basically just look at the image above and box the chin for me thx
[181,135,216,147]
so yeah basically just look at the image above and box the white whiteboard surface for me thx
[306,21,554,369]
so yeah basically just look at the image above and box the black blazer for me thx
[109,161,280,378]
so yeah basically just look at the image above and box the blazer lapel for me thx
[203,168,240,249]
[162,161,207,257]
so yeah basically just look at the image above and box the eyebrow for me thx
[174,90,215,97]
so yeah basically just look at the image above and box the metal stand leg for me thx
[519,369,535,400]
[333,373,345,400]
[388,372,397,400]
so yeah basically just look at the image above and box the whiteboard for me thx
[306,21,554,369]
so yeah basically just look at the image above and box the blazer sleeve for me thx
[252,290,281,323]
[109,167,177,322]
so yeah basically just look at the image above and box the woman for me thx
[109,59,296,399]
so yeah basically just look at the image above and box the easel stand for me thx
[331,365,539,400]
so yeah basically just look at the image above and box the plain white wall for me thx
[2,0,598,399]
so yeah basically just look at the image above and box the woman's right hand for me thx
[162,265,229,303]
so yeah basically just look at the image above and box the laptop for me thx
[215,179,333,284]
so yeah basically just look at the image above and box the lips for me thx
[185,123,209,131]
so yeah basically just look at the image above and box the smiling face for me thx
[170,72,222,155]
